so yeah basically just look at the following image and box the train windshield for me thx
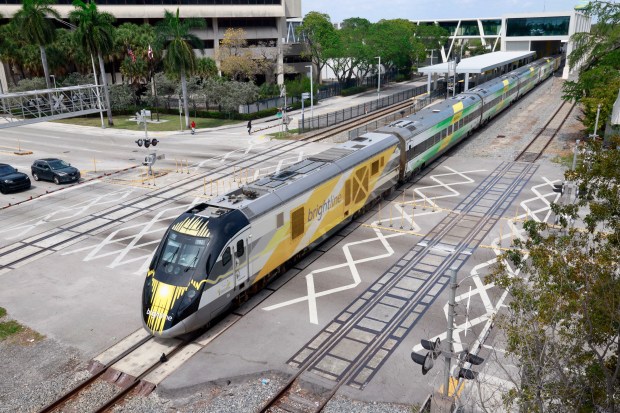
[155,231,209,284]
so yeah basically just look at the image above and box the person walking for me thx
[190,120,196,135]
[247,119,252,135]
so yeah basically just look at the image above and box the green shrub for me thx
[341,86,370,97]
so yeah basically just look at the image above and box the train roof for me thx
[200,133,399,220]
[378,93,480,138]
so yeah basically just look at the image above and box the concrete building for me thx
[0,0,302,91]
[414,9,591,79]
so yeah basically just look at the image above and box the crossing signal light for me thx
[136,139,143,147]
[458,368,478,380]
[144,139,151,148]
[411,351,434,375]
[459,351,484,365]
[552,182,565,195]
[151,138,159,147]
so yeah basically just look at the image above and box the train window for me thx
[222,247,231,266]
[345,180,351,206]
[291,207,304,239]
[276,212,284,228]
[371,160,379,176]
[380,157,385,167]
[236,240,244,258]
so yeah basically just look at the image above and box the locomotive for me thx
[142,56,562,338]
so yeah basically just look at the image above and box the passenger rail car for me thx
[142,56,561,337]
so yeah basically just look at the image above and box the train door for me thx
[232,229,251,290]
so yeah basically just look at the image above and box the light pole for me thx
[305,65,314,119]
[375,56,381,98]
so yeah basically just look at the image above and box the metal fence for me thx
[300,83,431,131]
[238,73,394,114]
[347,91,442,139]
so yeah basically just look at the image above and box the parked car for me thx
[0,163,31,194]
[31,158,80,185]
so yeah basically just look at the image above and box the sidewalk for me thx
[21,79,426,138]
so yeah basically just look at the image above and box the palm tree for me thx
[157,8,204,129]
[12,0,60,90]
[70,0,115,126]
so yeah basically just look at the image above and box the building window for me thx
[481,19,502,36]
[506,16,570,37]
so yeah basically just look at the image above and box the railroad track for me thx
[515,99,576,162]
[258,161,538,413]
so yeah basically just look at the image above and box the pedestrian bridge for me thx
[0,84,105,129]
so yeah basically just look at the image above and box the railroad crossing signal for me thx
[135,138,159,148]
[552,182,565,195]
[411,339,484,380]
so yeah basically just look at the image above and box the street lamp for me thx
[305,65,314,119]
[375,56,381,98]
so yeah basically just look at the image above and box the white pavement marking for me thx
[0,188,134,239]
[62,198,201,275]
[263,166,482,324]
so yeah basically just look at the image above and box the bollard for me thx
[93,157,97,173]
[152,170,156,186]
[413,190,416,209]
[233,166,236,182]
[423,195,427,211]
[498,223,502,248]
[203,177,206,195]
[389,202,393,227]
[210,180,213,196]
[411,203,415,230]
[175,159,178,173]
[186,160,190,175]
[378,200,382,226]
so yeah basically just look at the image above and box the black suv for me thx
[31,158,81,185]
[0,163,31,194]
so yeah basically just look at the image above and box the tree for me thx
[195,57,217,80]
[12,0,60,90]
[298,12,338,83]
[326,17,373,85]
[203,78,258,114]
[217,28,258,81]
[70,0,116,126]
[368,19,416,74]
[157,8,204,129]
[563,1,620,133]
[488,138,620,412]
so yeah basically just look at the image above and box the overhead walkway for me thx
[418,51,536,94]
[0,84,105,129]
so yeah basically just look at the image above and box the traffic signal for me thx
[421,338,442,359]
[136,139,143,147]
[151,138,159,147]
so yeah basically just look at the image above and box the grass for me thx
[0,320,23,341]
[551,153,574,167]
[54,113,240,132]
[268,128,300,139]
[0,307,23,341]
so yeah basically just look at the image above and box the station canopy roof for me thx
[418,51,536,74]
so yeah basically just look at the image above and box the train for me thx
[142,55,562,338]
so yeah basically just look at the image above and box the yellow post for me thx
[210,180,213,196]
[175,159,178,173]
[498,223,503,248]
[233,166,236,182]
[412,190,416,209]
[186,160,190,174]
[93,157,97,173]
[400,192,405,229]
[203,177,206,195]
[141,167,144,185]
[152,169,156,186]
[378,200,382,226]
[411,203,415,230]
[389,202,393,227]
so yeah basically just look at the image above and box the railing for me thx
[0,84,105,129]
[347,91,442,139]
[300,83,432,132]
